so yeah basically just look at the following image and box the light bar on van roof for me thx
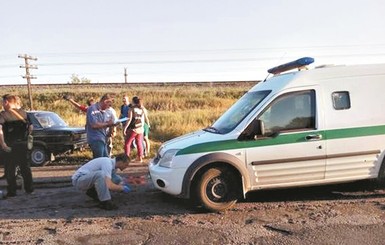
[267,57,314,75]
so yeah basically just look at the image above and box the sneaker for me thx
[86,187,99,201]
[26,190,35,195]
[25,187,35,195]
[99,200,118,210]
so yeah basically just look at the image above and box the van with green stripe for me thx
[149,57,385,211]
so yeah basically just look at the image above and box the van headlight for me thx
[159,149,179,168]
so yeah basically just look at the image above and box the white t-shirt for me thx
[105,107,117,136]
[104,107,117,123]
[131,107,146,134]
[72,157,115,180]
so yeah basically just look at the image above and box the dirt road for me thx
[1,164,385,244]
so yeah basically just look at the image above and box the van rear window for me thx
[332,91,351,110]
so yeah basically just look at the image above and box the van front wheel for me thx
[195,168,239,212]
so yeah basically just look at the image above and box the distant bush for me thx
[69,74,91,84]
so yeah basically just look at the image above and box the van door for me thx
[324,88,382,181]
[242,89,326,189]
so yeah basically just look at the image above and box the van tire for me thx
[377,157,385,185]
[195,168,239,212]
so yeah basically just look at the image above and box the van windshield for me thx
[206,90,271,134]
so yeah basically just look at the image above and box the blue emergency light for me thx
[267,57,314,75]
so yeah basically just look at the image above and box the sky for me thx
[0,0,385,84]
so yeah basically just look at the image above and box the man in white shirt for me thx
[72,154,131,210]
[105,107,117,157]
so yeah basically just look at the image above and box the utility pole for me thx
[18,54,38,110]
[124,67,128,83]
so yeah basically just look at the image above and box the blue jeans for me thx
[89,140,108,158]
[73,171,111,201]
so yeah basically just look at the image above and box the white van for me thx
[149,57,385,211]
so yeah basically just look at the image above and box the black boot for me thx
[99,200,118,210]
[86,187,99,201]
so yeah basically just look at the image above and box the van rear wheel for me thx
[377,158,385,185]
[195,168,239,212]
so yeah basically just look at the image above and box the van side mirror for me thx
[256,119,265,136]
[238,119,265,140]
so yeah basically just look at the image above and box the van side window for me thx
[332,91,350,110]
[259,90,316,134]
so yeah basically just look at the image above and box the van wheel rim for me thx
[207,177,227,200]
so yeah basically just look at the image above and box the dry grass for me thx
[1,82,255,158]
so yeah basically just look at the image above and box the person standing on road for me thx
[123,96,150,162]
[119,95,130,128]
[104,106,117,157]
[64,94,117,157]
[71,153,131,210]
[86,93,116,158]
[0,94,34,197]
[143,110,151,157]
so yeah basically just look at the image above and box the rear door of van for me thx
[323,77,385,181]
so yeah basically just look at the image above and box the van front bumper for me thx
[149,161,186,197]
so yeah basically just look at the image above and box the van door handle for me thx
[305,134,323,141]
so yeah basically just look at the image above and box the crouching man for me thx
[72,153,131,210]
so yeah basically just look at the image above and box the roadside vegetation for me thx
[1,82,255,159]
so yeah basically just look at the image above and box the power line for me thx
[1,44,385,69]
[0,49,384,83]
[1,52,385,79]
[2,43,385,57]
[33,52,385,67]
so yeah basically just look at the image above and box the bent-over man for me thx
[71,154,131,210]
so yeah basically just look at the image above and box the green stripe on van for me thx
[176,125,385,156]
[325,125,385,139]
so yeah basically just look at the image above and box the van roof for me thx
[295,62,385,80]
[267,57,385,78]
[253,62,385,93]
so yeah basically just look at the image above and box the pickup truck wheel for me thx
[30,146,49,167]
[195,168,239,212]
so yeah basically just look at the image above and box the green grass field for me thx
[1,82,255,159]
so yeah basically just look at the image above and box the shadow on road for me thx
[243,179,385,203]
